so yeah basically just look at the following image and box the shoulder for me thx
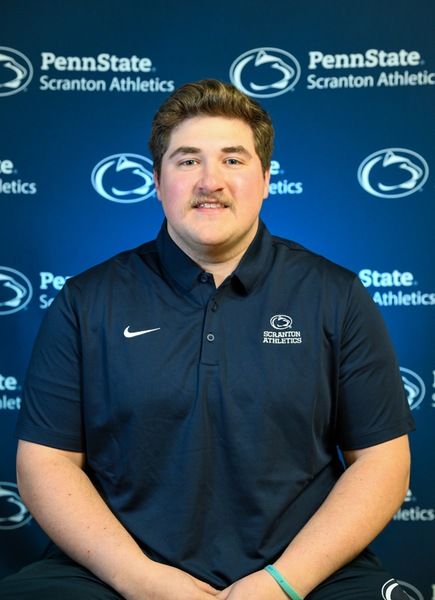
[49,240,160,321]
[269,233,358,293]
[64,240,158,296]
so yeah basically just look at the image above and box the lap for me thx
[307,549,409,600]
[0,547,409,600]
[0,555,123,600]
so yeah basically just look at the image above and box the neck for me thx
[166,222,259,287]
[195,251,246,287]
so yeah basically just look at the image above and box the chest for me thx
[80,281,339,438]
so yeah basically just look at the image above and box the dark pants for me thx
[0,548,409,599]
[0,555,123,599]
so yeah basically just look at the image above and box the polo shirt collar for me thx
[234,220,274,294]
[155,221,203,293]
[155,219,274,295]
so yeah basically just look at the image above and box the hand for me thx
[216,569,288,600]
[124,561,219,600]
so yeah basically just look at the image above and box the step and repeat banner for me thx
[1,1,434,596]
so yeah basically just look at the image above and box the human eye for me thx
[178,158,199,167]
[224,157,243,166]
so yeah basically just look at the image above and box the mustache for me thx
[190,191,232,208]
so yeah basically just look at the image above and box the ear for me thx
[153,170,162,201]
[263,168,271,199]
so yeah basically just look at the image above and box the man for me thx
[1,79,414,599]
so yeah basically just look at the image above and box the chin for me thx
[191,225,231,245]
[194,234,229,247]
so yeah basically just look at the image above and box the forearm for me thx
[17,441,158,599]
[273,437,410,598]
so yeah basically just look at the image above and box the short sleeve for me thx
[16,282,84,451]
[336,276,415,450]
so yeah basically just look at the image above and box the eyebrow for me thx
[221,145,252,158]
[168,146,201,159]
[168,145,253,159]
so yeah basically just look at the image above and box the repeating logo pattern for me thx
[0,482,31,530]
[396,580,424,600]
[0,267,33,315]
[91,154,155,203]
[230,48,301,97]
[0,47,33,97]
[358,148,429,198]
[381,579,411,600]
[400,367,426,410]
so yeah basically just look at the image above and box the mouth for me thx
[194,201,228,209]
[191,197,231,210]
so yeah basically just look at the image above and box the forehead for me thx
[166,116,256,151]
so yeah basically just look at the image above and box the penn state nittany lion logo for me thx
[0,267,33,315]
[381,579,424,600]
[0,47,33,96]
[230,48,301,98]
[0,483,32,530]
[399,367,425,410]
[91,154,155,203]
[270,314,293,330]
[358,148,429,198]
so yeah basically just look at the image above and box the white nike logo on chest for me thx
[123,326,161,338]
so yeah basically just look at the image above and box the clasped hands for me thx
[132,561,288,600]
[215,568,288,599]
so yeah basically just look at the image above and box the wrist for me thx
[110,554,155,599]
[264,565,304,600]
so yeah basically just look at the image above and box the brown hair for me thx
[149,79,274,179]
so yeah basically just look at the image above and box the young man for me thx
[1,80,414,599]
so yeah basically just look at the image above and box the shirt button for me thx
[211,300,218,312]
[206,333,215,342]
[199,273,210,283]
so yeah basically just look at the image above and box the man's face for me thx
[155,116,270,261]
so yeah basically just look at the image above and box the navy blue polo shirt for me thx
[17,220,414,588]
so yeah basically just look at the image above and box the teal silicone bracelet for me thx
[264,565,303,600]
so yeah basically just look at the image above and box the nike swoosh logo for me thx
[123,326,161,338]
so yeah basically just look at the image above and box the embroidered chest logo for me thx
[263,314,303,344]
[123,326,160,338]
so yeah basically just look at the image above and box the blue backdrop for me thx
[1,2,434,597]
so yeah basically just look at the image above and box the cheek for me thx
[160,182,191,216]
[243,178,268,203]
[165,176,191,197]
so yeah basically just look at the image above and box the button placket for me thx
[200,295,220,364]
[199,272,210,284]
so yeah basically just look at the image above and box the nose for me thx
[196,161,224,194]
